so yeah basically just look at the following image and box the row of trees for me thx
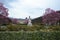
[42,8,60,25]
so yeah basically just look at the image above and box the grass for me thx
[0,24,60,40]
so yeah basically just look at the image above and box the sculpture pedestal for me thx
[28,22,32,26]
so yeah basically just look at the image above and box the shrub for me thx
[0,31,60,40]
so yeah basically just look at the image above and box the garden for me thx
[0,24,60,40]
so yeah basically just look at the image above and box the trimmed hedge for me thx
[0,31,60,40]
[0,24,60,31]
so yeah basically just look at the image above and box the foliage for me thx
[0,23,60,40]
[0,23,60,31]
[0,31,60,40]
[42,8,60,25]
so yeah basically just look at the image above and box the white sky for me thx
[0,0,60,19]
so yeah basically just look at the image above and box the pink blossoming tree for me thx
[42,8,60,25]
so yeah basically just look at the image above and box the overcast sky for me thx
[0,0,60,19]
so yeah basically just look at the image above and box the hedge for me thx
[0,24,60,31]
[0,31,60,40]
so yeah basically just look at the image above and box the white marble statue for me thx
[27,16,32,26]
